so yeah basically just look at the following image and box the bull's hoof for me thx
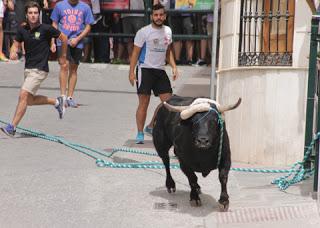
[167,187,176,193]
[192,183,201,195]
[190,199,202,207]
[190,189,201,206]
[218,201,229,212]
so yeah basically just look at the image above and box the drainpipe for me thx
[210,0,219,100]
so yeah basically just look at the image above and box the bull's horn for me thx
[180,103,211,120]
[217,98,242,113]
[191,98,220,107]
[163,102,189,112]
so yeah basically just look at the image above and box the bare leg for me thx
[127,40,134,62]
[146,93,172,129]
[82,43,92,62]
[186,40,194,62]
[136,94,151,132]
[12,90,55,127]
[59,59,69,96]
[173,41,182,62]
[200,39,207,60]
[67,63,79,98]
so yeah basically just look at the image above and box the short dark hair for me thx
[152,3,165,13]
[25,1,41,14]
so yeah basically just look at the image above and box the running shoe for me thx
[136,131,144,144]
[55,96,65,119]
[0,53,9,62]
[144,126,153,136]
[193,59,206,66]
[67,98,78,108]
[1,124,16,136]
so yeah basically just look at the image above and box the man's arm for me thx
[10,40,21,60]
[69,24,91,48]
[129,45,141,86]
[166,44,178,81]
[50,21,59,52]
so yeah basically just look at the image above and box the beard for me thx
[152,19,164,28]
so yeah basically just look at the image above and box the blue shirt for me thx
[51,0,94,49]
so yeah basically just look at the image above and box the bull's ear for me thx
[163,102,188,112]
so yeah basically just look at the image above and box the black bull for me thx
[152,95,241,211]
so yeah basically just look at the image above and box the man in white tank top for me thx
[129,3,178,144]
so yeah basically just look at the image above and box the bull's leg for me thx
[218,167,229,212]
[218,131,231,212]
[161,154,176,193]
[180,162,201,206]
[153,126,175,193]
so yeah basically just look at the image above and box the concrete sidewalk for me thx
[0,61,319,228]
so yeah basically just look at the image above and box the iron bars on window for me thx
[238,0,294,66]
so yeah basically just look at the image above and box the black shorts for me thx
[170,16,194,35]
[57,46,82,65]
[136,67,172,96]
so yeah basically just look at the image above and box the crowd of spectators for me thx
[0,0,214,66]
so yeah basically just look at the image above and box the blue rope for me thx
[0,119,318,190]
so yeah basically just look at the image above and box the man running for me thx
[1,1,68,136]
[129,3,178,144]
[50,0,94,108]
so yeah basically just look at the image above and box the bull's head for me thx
[163,98,241,149]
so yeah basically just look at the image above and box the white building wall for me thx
[218,0,313,165]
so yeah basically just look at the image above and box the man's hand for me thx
[172,67,178,81]
[9,51,18,60]
[69,38,79,48]
[50,43,56,53]
[129,72,136,86]
[43,0,49,9]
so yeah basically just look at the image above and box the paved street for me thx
[0,61,319,228]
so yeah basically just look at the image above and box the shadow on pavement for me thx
[150,187,219,216]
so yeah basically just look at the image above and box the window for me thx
[238,0,295,66]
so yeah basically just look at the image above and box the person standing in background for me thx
[129,3,178,144]
[51,0,94,108]
[0,0,12,61]
[121,0,145,62]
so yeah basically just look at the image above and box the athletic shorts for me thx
[170,16,194,35]
[22,69,48,95]
[136,67,172,96]
[57,46,82,65]
[0,1,4,18]
[122,16,145,42]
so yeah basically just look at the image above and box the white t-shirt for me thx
[134,24,172,70]
[0,0,4,18]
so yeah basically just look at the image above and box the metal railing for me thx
[3,7,214,41]
[305,14,320,192]
[238,0,294,66]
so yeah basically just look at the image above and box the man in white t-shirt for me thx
[129,3,178,144]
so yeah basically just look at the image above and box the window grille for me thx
[238,0,295,66]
